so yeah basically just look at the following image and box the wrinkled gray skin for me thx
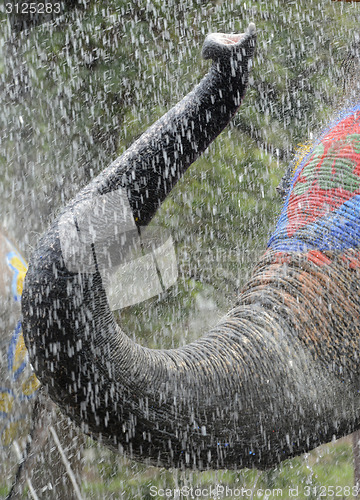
[21,24,360,470]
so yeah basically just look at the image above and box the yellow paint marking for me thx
[0,391,14,414]
[13,332,27,373]
[292,140,314,174]
[21,374,41,397]
[1,420,25,447]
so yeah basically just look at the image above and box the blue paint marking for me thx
[269,195,360,252]
[7,320,28,381]
[18,392,37,402]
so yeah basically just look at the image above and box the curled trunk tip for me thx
[202,22,256,62]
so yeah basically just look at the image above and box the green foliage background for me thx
[1,0,360,497]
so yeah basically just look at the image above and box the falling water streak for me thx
[11,440,39,500]
[49,426,84,500]
[26,481,40,500]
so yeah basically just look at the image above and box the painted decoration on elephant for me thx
[268,104,360,252]
[0,419,27,447]
[0,246,40,447]
[7,320,28,380]
[6,250,27,302]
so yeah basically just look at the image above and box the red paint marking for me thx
[307,250,332,267]
[273,252,291,264]
[342,251,360,269]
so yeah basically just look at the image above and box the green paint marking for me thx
[292,138,360,196]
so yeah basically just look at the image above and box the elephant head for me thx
[21,23,360,470]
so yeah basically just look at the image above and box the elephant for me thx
[21,21,360,471]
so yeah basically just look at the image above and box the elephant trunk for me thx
[21,22,360,471]
[94,24,256,226]
[22,24,266,469]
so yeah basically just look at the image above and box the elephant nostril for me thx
[208,23,256,47]
[208,33,245,46]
